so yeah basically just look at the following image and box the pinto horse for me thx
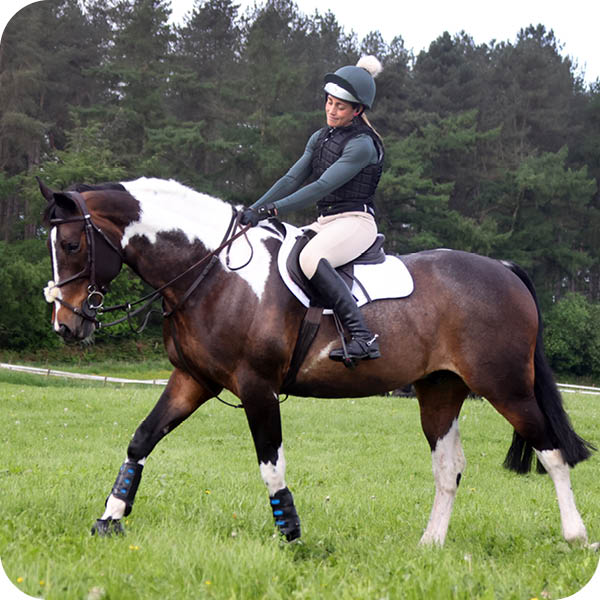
[39,177,596,547]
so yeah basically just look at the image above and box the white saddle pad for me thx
[277,223,414,308]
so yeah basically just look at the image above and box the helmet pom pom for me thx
[356,55,383,79]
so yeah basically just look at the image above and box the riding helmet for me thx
[323,55,383,109]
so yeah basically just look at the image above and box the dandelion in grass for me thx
[16,577,23,584]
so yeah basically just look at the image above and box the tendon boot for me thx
[309,259,381,364]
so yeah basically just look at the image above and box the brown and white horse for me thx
[40,177,596,547]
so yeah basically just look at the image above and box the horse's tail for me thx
[501,261,596,474]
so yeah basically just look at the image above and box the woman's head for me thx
[323,56,383,110]
[325,95,362,128]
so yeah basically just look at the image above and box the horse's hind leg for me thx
[415,372,469,546]
[92,369,212,535]
[489,392,591,545]
[535,449,591,545]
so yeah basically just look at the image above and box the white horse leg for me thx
[420,419,466,546]
[535,449,589,544]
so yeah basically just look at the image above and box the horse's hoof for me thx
[588,541,599,551]
[91,518,124,536]
[283,526,301,543]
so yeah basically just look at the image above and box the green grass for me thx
[0,369,598,599]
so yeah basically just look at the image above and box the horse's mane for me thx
[68,182,126,193]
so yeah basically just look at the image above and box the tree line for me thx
[1,0,600,377]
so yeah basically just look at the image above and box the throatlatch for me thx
[270,487,301,541]
[110,459,144,516]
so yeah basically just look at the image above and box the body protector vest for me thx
[313,118,384,217]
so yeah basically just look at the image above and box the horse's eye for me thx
[62,240,81,254]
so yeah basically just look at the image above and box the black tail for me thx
[501,261,596,473]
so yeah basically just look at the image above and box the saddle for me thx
[276,223,413,309]
[286,230,386,305]
[273,222,414,388]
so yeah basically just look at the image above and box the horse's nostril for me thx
[58,324,72,338]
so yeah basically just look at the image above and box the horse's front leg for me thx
[92,368,213,535]
[242,385,301,542]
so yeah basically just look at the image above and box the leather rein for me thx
[48,190,253,330]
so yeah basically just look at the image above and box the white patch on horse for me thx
[101,495,126,520]
[120,178,273,300]
[49,227,63,332]
[259,445,286,496]
[535,449,588,543]
[299,341,338,377]
[420,419,466,546]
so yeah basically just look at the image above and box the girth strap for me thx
[281,306,323,392]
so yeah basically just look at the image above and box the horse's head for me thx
[39,179,125,341]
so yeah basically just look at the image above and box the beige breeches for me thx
[299,211,378,279]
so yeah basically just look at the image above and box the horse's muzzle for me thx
[56,315,96,342]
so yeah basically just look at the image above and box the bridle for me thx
[47,190,253,329]
[48,191,124,324]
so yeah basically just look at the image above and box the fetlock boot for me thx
[309,259,381,363]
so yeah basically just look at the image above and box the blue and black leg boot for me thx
[91,460,144,536]
[110,459,144,516]
[270,487,301,542]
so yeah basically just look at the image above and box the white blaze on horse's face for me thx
[120,178,273,300]
[49,226,64,332]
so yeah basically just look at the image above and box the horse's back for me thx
[400,249,536,317]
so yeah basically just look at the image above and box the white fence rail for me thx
[0,362,168,386]
[557,382,600,396]
[2,362,600,395]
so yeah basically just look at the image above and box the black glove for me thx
[240,203,277,227]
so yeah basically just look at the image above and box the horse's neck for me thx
[102,178,281,309]
[114,179,234,287]
[124,226,279,313]
[120,178,234,252]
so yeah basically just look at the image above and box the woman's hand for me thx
[240,203,277,226]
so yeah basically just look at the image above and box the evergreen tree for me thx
[89,0,175,167]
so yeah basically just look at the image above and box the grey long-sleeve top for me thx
[250,128,379,214]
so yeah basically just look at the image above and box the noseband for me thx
[47,191,124,324]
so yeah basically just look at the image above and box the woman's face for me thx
[325,95,359,128]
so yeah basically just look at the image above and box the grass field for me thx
[1,368,598,599]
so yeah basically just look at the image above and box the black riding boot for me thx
[309,259,381,363]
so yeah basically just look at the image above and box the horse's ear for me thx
[37,177,54,202]
[53,191,79,214]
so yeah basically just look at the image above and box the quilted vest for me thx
[312,118,384,217]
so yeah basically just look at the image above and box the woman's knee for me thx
[299,248,320,280]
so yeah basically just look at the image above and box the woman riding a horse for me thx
[241,56,385,364]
